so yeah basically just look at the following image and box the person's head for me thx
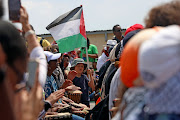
[44,51,61,73]
[139,25,180,89]
[48,60,58,73]
[0,21,27,90]
[145,0,180,28]
[71,58,87,74]
[124,24,144,36]
[63,54,69,69]
[51,44,59,53]
[113,24,122,39]
[105,40,117,51]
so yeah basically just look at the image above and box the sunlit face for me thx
[114,26,122,38]
[74,63,84,74]
[63,57,69,68]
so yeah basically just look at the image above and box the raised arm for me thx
[87,69,95,91]
[20,6,40,53]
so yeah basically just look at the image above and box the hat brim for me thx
[103,45,115,47]
[50,53,61,62]
[70,62,87,70]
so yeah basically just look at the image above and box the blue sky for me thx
[4,0,173,34]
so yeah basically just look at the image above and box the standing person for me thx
[97,40,117,71]
[112,24,123,43]
[79,38,98,71]
[60,54,70,79]
[71,58,95,107]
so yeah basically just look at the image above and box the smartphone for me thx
[67,70,77,81]
[8,0,21,22]
[26,59,39,91]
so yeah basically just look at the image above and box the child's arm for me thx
[87,69,95,91]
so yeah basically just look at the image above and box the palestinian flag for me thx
[46,6,87,53]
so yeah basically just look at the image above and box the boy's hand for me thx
[67,70,77,81]
[87,69,92,75]
[61,79,73,89]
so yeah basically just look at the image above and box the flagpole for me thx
[85,47,90,69]
[85,47,91,81]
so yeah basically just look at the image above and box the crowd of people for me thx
[1,0,180,120]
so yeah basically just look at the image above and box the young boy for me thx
[71,58,95,107]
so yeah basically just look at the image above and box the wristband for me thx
[44,101,52,111]
[24,30,35,38]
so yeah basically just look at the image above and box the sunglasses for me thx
[115,29,121,32]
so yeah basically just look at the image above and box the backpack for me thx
[86,95,109,120]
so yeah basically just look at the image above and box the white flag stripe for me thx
[48,19,80,41]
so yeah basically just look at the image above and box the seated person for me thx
[70,58,95,107]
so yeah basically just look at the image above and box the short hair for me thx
[145,0,180,28]
[0,21,27,65]
[113,24,121,32]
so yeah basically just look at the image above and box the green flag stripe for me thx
[56,33,87,53]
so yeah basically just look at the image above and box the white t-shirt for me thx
[97,52,108,71]
[30,47,47,87]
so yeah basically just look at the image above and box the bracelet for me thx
[24,30,35,38]
[44,101,52,111]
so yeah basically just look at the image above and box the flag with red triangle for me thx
[46,6,87,53]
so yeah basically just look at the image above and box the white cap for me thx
[104,40,117,47]
[44,51,61,62]
[139,25,180,88]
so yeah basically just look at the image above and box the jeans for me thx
[72,114,85,120]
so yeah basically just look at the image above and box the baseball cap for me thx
[139,25,180,88]
[124,24,144,36]
[44,51,61,62]
[104,40,117,47]
[70,58,87,70]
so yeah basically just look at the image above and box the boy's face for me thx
[75,63,84,74]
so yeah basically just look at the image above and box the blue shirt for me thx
[73,74,90,106]
[44,75,58,99]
